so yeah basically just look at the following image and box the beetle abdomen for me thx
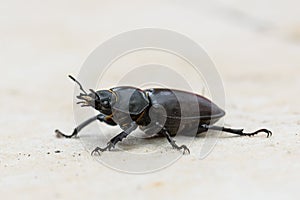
[146,88,225,119]
[145,88,225,136]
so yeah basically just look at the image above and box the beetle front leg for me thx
[97,114,117,126]
[55,113,112,138]
[91,122,138,155]
[202,124,272,137]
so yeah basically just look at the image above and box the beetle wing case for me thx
[146,88,225,121]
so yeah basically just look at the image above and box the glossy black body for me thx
[98,87,225,137]
[56,76,271,155]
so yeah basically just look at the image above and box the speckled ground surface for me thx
[1,1,300,199]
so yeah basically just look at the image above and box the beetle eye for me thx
[102,100,109,107]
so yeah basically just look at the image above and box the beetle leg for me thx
[202,124,272,138]
[91,122,137,155]
[55,114,107,138]
[162,130,190,154]
[156,123,190,154]
[91,142,114,156]
[97,114,117,126]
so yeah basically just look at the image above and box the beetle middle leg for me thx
[201,124,272,137]
[155,123,190,154]
[91,122,138,155]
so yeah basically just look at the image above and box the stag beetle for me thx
[55,75,272,155]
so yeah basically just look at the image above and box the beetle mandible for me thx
[55,75,272,155]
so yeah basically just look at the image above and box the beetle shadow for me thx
[78,130,244,153]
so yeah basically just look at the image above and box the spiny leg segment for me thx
[202,124,272,137]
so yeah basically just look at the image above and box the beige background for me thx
[1,0,300,199]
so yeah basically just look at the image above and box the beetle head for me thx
[69,75,113,115]
[76,90,113,115]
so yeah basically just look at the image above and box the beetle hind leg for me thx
[202,124,272,137]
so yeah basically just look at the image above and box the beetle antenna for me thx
[68,75,88,95]
[89,89,101,100]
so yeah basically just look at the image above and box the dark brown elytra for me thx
[55,75,272,155]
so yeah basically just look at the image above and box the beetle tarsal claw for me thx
[91,147,102,156]
[244,129,272,138]
[55,129,64,138]
[170,143,190,155]
[257,129,272,137]
[180,145,190,155]
[55,129,78,139]
[55,129,71,138]
[91,142,115,156]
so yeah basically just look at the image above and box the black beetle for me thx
[55,75,272,155]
